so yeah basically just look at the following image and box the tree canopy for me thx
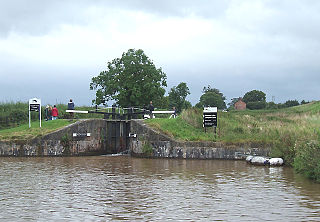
[284,100,300,108]
[243,90,266,103]
[196,85,226,109]
[243,90,266,110]
[90,49,167,107]
[168,82,191,113]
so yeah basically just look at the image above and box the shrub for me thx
[233,127,245,134]
[246,101,267,110]
[294,140,320,182]
[142,143,153,156]
[60,134,71,155]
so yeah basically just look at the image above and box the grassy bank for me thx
[0,119,77,141]
[146,102,320,182]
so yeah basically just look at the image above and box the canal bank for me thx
[130,120,271,159]
[0,119,270,159]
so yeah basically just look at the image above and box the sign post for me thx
[203,107,217,133]
[29,98,41,128]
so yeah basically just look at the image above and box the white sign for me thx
[72,133,91,137]
[203,107,218,128]
[29,98,41,128]
[203,107,217,113]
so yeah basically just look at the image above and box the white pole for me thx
[39,104,41,128]
[29,107,31,128]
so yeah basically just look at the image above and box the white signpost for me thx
[29,98,41,128]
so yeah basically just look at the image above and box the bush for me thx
[247,101,267,110]
[233,127,245,134]
[294,140,320,182]
[142,143,153,155]
[284,100,300,108]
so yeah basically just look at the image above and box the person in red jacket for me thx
[52,105,59,120]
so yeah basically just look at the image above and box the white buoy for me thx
[251,156,270,165]
[246,155,253,163]
[269,158,284,166]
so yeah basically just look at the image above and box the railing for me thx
[66,107,176,120]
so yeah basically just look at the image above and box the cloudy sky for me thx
[0,0,319,106]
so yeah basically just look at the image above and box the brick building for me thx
[234,98,246,110]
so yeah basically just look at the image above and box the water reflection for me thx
[0,156,319,221]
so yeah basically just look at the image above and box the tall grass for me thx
[0,102,33,130]
[0,102,103,130]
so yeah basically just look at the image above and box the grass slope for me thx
[0,119,77,141]
[147,102,320,145]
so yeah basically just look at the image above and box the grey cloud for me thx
[231,1,320,42]
[1,0,320,106]
[0,0,230,36]
[108,0,230,18]
[1,0,320,40]
[0,0,92,36]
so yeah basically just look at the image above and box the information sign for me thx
[29,98,41,128]
[203,107,217,128]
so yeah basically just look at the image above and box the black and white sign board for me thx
[72,133,91,137]
[29,98,41,128]
[203,107,217,129]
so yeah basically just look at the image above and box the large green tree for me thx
[243,90,266,110]
[90,49,167,107]
[168,82,191,113]
[243,90,266,103]
[196,85,226,109]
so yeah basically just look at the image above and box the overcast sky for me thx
[0,0,319,106]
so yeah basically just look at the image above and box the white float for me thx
[268,158,284,166]
[246,155,254,163]
[250,156,270,165]
[246,155,284,166]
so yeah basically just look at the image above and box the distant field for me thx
[0,119,77,141]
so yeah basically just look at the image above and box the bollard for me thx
[128,107,132,120]
[112,104,116,120]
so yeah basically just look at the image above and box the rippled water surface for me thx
[0,156,319,221]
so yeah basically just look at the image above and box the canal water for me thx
[0,156,319,221]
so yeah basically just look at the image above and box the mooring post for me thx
[112,104,116,120]
[128,107,132,120]
[132,107,136,119]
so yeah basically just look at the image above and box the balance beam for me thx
[66,110,89,114]
[152,111,175,114]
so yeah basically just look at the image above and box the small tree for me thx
[284,100,300,108]
[243,90,266,103]
[196,85,226,109]
[243,90,266,110]
[266,102,278,110]
[90,49,167,107]
[168,82,191,113]
[154,96,169,109]
[247,101,267,110]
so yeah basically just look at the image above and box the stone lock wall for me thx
[0,119,271,159]
[129,120,271,159]
[0,119,107,156]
